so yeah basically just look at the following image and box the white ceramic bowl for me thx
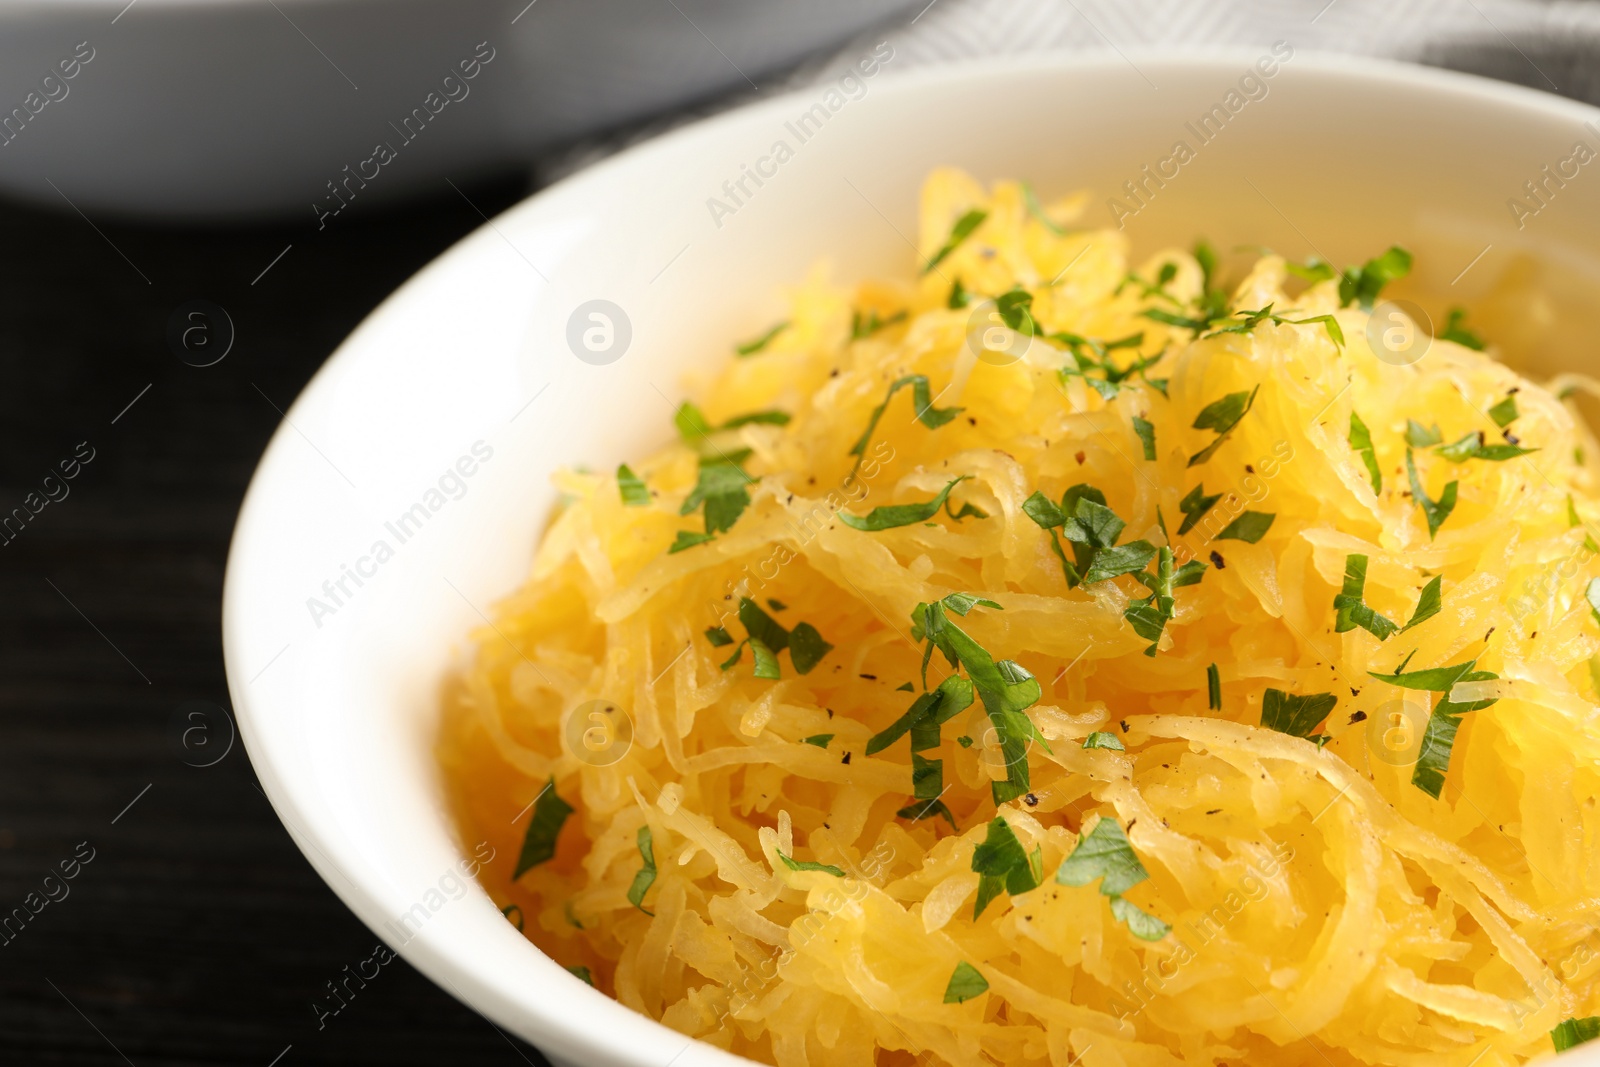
[223,52,1600,1067]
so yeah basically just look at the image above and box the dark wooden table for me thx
[0,171,553,1066]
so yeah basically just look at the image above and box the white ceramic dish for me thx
[222,52,1600,1067]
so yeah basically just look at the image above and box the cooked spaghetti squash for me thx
[439,167,1600,1066]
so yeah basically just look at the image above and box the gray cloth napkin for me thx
[541,0,1600,184]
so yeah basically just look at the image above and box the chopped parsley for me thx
[1339,246,1412,310]
[1285,256,1337,284]
[749,638,781,679]
[971,816,1042,918]
[897,797,958,828]
[909,595,1049,804]
[720,409,791,429]
[1436,431,1536,463]
[1188,386,1260,468]
[1055,816,1168,939]
[947,278,971,309]
[866,674,975,757]
[1207,663,1222,710]
[1191,238,1229,325]
[1142,307,1211,334]
[1132,416,1157,460]
[1488,392,1518,427]
[943,961,990,1003]
[1082,731,1125,750]
[1572,496,1600,553]
[1124,545,1205,656]
[1204,303,1345,348]
[1405,420,1443,448]
[777,851,845,877]
[567,965,594,986]
[849,374,964,468]
[850,308,907,339]
[1402,576,1443,632]
[514,778,574,878]
[1052,331,1157,399]
[669,530,716,554]
[840,476,977,531]
[1405,450,1459,539]
[674,401,714,443]
[1215,511,1275,543]
[1022,182,1066,236]
[1178,483,1223,535]
[626,825,657,914]
[1374,657,1500,798]
[616,464,651,506]
[1368,651,1480,692]
[1023,484,1156,589]
[1260,688,1337,742]
[1348,412,1381,493]
[1439,308,1486,351]
[995,287,1040,336]
[704,626,734,646]
[735,320,789,356]
[1552,1017,1600,1052]
[800,733,833,748]
[925,208,988,273]
[1333,554,1398,640]
[716,598,833,678]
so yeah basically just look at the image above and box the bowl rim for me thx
[222,47,1600,1067]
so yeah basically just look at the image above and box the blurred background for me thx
[1,0,1596,1062]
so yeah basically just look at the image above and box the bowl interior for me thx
[223,51,1600,1067]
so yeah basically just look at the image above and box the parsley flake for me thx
[1260,688,1337,740]
[1552,1017,1600,1052]
[1405,420,1443,448]
[717,598,834,678]
[1339,246,1412,310]
[1348,411,1381,493]
[1207,663,1222,710]
[925,208,988,273]
[1215,511,1275,544]
[1178,483,1223,535]
[840,476,977,531]
[1023,484,1155,589]
[514,778,574,878]
[800,733,833,748]
[1488,393,1518,427]
[971,816,1042,918]
[1082,731,1125,750]
[669,530,715,554]
[1400,659,1499,798]
[1132,416,1157,460]
[735,321,789,356]
[943,961,990,1003]
[1055,816,1169,939]
[1439,308,1486,351]
[850,308,907,339]
[777,851,845,877]
[1188,386,1260,467]
[849,374,964,466]
[1402,576,1443,632]
[908,596,1048,804]
[1436,431,1536,463]
[626,825,657,914]
[1333,554,1398,640]
[617,464,650,507]
[1405,450,1458,539]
